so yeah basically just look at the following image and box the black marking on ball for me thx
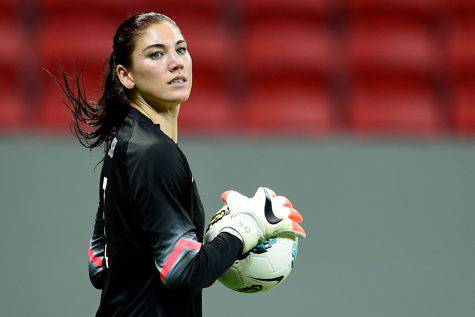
[249,276,285,284]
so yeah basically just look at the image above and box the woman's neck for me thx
[130,97,180,144]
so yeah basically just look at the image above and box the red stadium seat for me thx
[448,0,475,15]
[40,0,133,7]
[244,21,337,80]
[243,18,337,135]
[0,0,21,11]
[347,18,440,78]
[38,7,116,130]
[0,21,22,66]
[0,60,24,131]
[40,88,73,131]
[242,0,334,19]
[173,12,232,78]
[148,0,223,16]
[0,88,24,131]
[348,79,441,135]
[0,3,23,78]
[246,84,335,135]
[40,63,104,131]
[348,0,446,19]
[0,1,24,131]
[39,0,147,20]
[452,80,475,134]
[446,17,475,79]
[39,12,116,65]
[40,0,223,21]
[179,87,237,134]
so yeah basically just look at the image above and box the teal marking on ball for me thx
[251,237,277,254]
[291,241,299,268]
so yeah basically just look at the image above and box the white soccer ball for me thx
[205,206,299,293]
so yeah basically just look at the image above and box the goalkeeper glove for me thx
[223,187,306,239]
[205,187,306,253]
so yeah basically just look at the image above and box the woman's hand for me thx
[205,187,306,253]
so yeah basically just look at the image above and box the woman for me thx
[59,12,305,316]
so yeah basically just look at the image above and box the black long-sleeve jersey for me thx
[87,107,243,316]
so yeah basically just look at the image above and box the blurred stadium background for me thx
[1,0,475,316]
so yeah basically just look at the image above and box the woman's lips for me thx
[168,76,187,85]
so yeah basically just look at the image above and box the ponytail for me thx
[52,53,129,158]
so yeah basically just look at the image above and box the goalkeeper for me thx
[58,12,305,317]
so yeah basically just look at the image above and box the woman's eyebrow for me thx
[141,43,166,53]
[142,40,187,53]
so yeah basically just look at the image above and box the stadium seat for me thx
[40,88,73,131]
[347,17,439,78]
[0,0,21,11]
[0,0,22,63]
[244,20,337,80]
[40,63,104,131]
[40,0,132,7]
[347,0,446,19]
[0,22,22,63]
[0,87,24,131]
[242,17,338,135]
[179,88,237,134]
[39,12,116,65]
[348,79,441,135]
[246,84,335,135]
[171,11,234,123]
[0,10,23,82]
[172,12,232,76]
[242,0,334,19]
[40,0,223,21]
[147,0,223,16]
[0,1,24,131]
[448,0,475,15]
[38,6,116,130]
[446,17,475,79]
[452,80,475,134]
[39,0,147,20]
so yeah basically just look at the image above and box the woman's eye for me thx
[177,47,188,55]
[150,51,164,59]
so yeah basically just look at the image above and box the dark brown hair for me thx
[53,12,176,158]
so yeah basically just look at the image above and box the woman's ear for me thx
[116,64,135,90]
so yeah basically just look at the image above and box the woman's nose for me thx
[168,52,184,72]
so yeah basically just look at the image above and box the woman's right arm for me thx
[88,205,106,289]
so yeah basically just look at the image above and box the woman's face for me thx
[127,21,192,109]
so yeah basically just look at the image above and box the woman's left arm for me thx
[128,143,243,294]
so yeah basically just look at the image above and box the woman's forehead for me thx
[137,22,184,49]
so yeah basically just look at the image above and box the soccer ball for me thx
[205,206,299,293]
[219,235,298,293]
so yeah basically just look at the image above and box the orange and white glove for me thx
[206,187,306,253]
[223,187,306,239]
[204,203,263,253]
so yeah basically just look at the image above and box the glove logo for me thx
[237,219,251,233]
[206,207,230,233]
[263,189,283,225]
[208,207,230,226]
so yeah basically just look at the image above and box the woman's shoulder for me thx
[128,132,182,169]
[111,113,183,171]
[114,114,171,154]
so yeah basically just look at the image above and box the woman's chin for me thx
[167,91,191,104]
